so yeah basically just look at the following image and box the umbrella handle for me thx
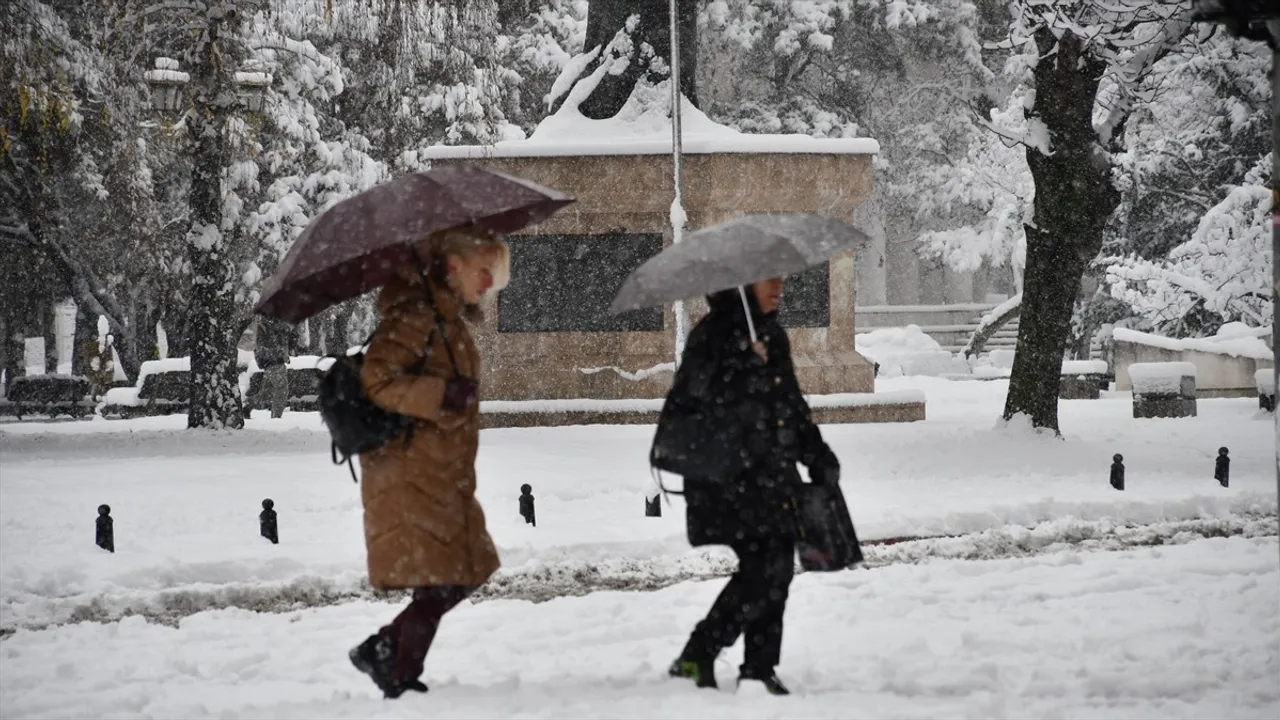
[737,286,758,344]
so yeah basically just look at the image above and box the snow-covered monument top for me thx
[422,93,880,158]
[423,0,877,159]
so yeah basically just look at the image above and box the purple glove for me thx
[441,377,479,412]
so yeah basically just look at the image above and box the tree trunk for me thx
[0,315,21,394]
[161,305,188,358]
[334,306,352,354]
[72,302,95,376]
[1003,31,1121,432]
[136,306,160,363]
[577,0,698,119]
[184,7,245,430]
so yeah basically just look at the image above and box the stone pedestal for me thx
[1131,362,1198,419]
[1256,368,1275,411]
[1059,360,1109,400]
[1134,395,1198,419]
[1059,375,1102,400]
[423,140,878,402]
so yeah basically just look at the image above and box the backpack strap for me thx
[332,442,359,483]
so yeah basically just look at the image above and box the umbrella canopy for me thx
[255,165,576,324]
[609,213,869,314]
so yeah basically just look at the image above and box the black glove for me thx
[441,377,479,412]
[808,449,840,486]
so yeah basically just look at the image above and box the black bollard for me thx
[519,484,536,527]
[645,493,662,517]
[96,504,114,553]
[260,499,279,544]
[1110,454,1125,491]
[1215,447,1230,488]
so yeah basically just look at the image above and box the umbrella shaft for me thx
[738,286,758,343]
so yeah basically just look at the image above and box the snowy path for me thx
[2,537,1277,719]
[2,379,1275,632]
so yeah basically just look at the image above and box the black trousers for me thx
[681,535,795,676]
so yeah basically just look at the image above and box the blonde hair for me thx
[424,229,510,292]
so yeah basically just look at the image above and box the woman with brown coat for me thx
[347,230,508,699]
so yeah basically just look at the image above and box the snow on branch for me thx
[1003,0,1195,154]
[1105,184,1272,333]
[1095,15,1194,149]
[963,293,1023,358]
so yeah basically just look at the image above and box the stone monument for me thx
[419,12,924,426]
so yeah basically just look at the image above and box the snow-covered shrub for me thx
[855,326,968,377]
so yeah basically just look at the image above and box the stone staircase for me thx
[855,303,1105,360]
[856,303,1019,354]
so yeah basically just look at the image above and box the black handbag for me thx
[795,483,864,572]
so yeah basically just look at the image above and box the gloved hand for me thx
[808,449,840,486]
[441,377,479,413]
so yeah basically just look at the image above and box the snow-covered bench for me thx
[4,375,93,419]
[1257,368,1276,412]
[1059,360,1110,400]
[243,359,322,416]
[1130,362,1197,419]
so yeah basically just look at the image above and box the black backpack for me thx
[318,284,458,482]
[318,349,422,481]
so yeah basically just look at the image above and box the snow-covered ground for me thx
[0,377,1276,717]
[2,378,1274,631]
[1,537,1276,719]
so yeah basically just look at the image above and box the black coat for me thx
[661,287,833,546]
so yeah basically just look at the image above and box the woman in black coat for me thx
[661,278,840,695]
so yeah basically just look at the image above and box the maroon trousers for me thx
[380,585,476,683]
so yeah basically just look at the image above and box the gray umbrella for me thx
[609,213,869,316]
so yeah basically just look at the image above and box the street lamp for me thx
[143,57,188,113]
[235,59,272,113]
[143,57,272,115]
[141,49,272,430]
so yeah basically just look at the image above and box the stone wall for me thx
[1114,340,1274,398]
[426,150,877,401]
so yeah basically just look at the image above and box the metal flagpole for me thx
[669,0,688,366]
[1270,16,1278,538]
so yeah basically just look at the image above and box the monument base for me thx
[478,390,925,429]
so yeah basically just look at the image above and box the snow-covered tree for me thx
[1107,183,1272,334]
[979,0,1196,432]
[497,0,587,131]
[1097,30,1270,336]
[324,0,519,170]
[113,0,382,428]
[0,0,181,381]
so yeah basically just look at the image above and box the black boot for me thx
[737,670,790,696]
[349,633,400,697]
[669,655,718,689]
[383,678,429,699]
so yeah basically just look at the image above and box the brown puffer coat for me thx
[358,265,499,591]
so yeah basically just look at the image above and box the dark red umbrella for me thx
[255,165,576,324]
